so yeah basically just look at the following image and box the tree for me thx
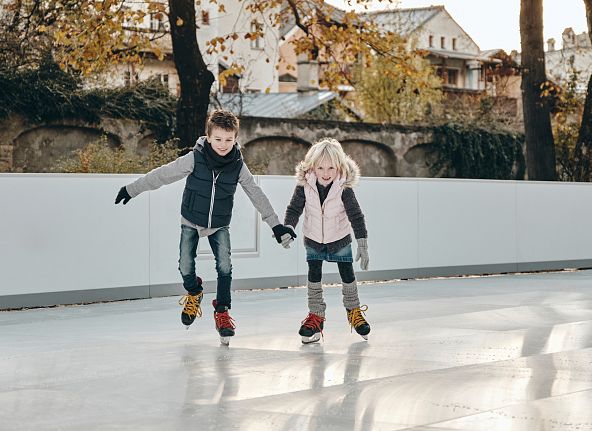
[575,0,592,180]
[353,52,442,124]
[167,0,214,149]
[519,0,556,180]
[1,0,209,144]
[1,0,413,147]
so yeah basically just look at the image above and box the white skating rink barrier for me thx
[2,174,592,309]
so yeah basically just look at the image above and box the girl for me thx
[284,138,371,344]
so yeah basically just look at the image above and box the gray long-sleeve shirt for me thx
[126,137,280,236]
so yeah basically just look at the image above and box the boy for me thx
[115,110,296,344]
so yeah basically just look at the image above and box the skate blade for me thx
[301,333,321,344]
[220,336,231,346]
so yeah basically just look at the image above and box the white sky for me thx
[325,0,588,52]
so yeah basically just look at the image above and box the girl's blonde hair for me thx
[300,138,352,177]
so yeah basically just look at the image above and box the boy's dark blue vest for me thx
[181,148,243,228]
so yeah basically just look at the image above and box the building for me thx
[369,6,500,93]
[278,5,502,95]
[104,0,282,95]
[545,27,592,92]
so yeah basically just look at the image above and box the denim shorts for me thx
[306,243,353,263]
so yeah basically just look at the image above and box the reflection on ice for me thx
[2,271,592,430]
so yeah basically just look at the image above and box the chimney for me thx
[563,27,576,48]
[296,53,320,92]
[547,38,555,51]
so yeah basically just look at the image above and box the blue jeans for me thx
[306,243,353,263]
[178,225,233,308]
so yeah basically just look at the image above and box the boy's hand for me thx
[115,186,132,205]
[355,238,369,270]
[272,224,297,248]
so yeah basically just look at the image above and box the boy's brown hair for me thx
[206,110,240,136]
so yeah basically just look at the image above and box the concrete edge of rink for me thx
[2,260,592,310]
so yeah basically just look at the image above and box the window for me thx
[124,71,138,87]
[279,73,297,83]
[447,69,458,86]
[156,74,169,86]
[440,37,445,49]
[452,38,457,50]
[201,10,210,26]
[121,6,132,27]
[150,13,163,31]
[219,64,240,93]
[250,21,264,49]
[429,35,434,48]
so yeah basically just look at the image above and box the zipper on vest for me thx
[321,203,326,243]
[208,171,221,228]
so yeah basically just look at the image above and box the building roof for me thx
[215,91,337,118]
[427,48,502,63]
[480,49,503,58]
[367,6,444,36]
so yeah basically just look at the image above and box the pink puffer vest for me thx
[302,172,352,244]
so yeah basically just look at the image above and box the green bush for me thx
[430,123,525,180]
[0,60,176,142]
[53,136,180,173]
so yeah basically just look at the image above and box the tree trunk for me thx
[575,0,592,180]
[168,0,215,148]
[520,0,556,180]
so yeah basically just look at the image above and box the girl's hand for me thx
[272,225,297,248]
[355,238,369,270]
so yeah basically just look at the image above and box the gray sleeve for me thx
[126,152,195,197]
[342,188,367,239]
[238,164,281,228]
[284,185,305,228]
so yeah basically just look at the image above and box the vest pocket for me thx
[182,189,192,209]
[182,190,199,211]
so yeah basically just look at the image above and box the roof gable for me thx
[368,6,444,36]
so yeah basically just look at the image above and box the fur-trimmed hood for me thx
[295,157,360,188]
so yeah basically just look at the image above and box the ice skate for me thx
[179,291,203,329]
[213,300,235,345]
[299,313,325,344]
[347,305,370,340]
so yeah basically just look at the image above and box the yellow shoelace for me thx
[347,305,368,332]
[179,292,203,318]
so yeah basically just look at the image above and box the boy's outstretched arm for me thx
[238,164,296,246]
[114,152,194,204]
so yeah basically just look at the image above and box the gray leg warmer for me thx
[342,280,360,310]
[307,281,326,317]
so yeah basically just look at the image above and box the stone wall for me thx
[0,115,523,178]
[0,115,155,172]
[1,115,442,177]
[238,117,435,177]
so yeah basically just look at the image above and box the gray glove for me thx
[272,226,295,249]
[280,233,293,249]
[280,226,295,249]
[355,238,369,270]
